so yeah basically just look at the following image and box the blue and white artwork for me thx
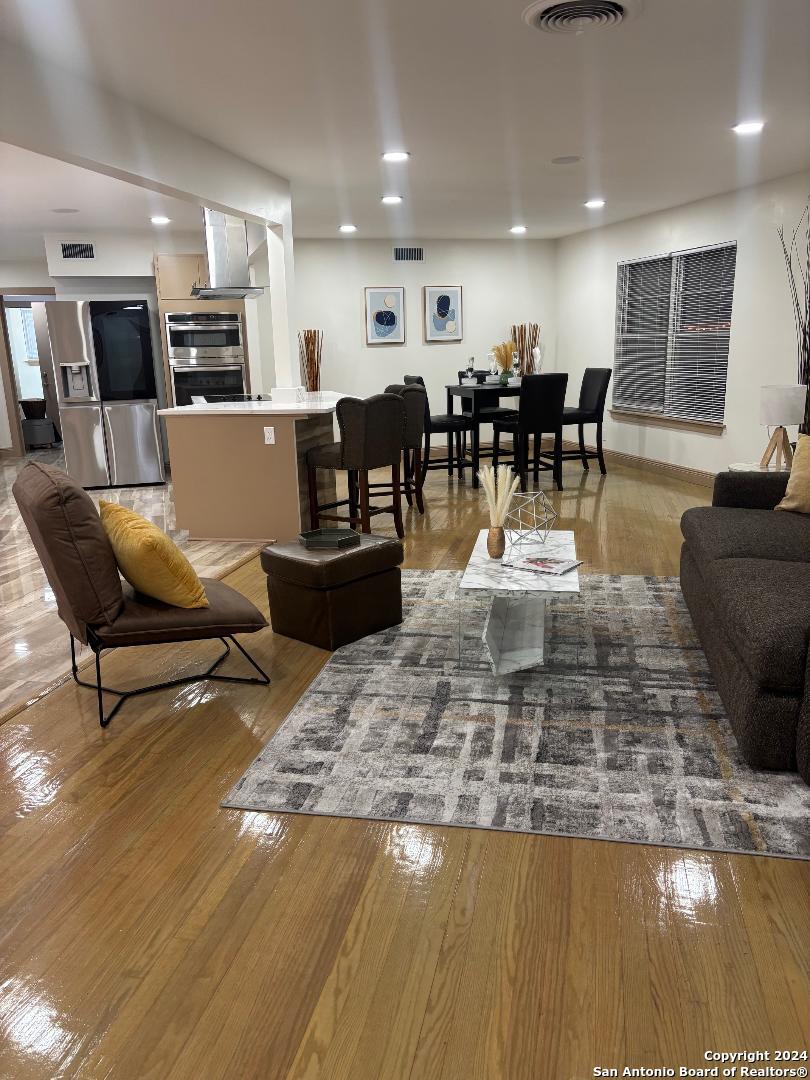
[365,287,405,345]
[424,286,463,342]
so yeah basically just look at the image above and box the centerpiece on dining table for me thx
[479,463,520,558]
[491,341,521,385]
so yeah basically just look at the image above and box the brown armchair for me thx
[12,462,270,727]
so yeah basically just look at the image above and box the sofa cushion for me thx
[681,505,810,565]
[12,461,123,642]
[703,558,810,692]
[92,578,266,647]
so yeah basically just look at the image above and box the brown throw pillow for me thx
[775,434,810,513]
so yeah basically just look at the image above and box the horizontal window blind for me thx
[613,242,737,424]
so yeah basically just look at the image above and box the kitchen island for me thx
[158,394,341,542]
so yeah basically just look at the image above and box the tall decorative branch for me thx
[511,322,541,375]
[298,329,323,392]
[777,202,810,433]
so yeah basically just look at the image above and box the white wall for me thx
[44,230,203,277]
[555,170,810,473]
[294,239,556,417]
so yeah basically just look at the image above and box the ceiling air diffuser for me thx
[522,0,642,33]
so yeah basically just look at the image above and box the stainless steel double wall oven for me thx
[165,311,247,406]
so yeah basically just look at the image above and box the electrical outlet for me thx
[264,426,275,445]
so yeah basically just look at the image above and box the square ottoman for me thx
[260,534,404,650]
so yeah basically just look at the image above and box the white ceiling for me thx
[1,0,809,240]
[0,143,203,259]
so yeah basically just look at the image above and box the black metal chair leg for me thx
[596,420,607,474]
[447,433,453,476]
[455,431,463,480]
[70,634,270,728]
[578,423,590,470]
[421,432,430,484]
[533,435,540,483]
[492,429,500,469]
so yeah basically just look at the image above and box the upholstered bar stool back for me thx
[307,393,406,537]
[383,383,427,514]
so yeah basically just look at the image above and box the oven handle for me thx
[167,325,242,333]
[171,365,245,373]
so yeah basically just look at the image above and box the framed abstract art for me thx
[423,286,463,343]
[364,287,405,345]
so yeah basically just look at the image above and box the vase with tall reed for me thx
[298,329,323,393]
[479,464,520,558]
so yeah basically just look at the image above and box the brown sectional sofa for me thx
[680,470,810,783]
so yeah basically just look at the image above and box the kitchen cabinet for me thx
[154,254,209,300]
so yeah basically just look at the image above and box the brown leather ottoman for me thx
[260,534,404,650]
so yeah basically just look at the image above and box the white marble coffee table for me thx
[459,530,580,675]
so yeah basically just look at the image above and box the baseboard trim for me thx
[561,440,716,488]
[427,439,715,489]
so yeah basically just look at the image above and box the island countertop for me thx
[158,391,345,418]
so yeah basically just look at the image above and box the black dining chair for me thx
[492,373,568,491]
[403,375,473,482]
[559,368,612,474]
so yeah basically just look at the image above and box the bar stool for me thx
[380,383,427,513]
[492,373,568,491]
[558,367,612,474]
[403,375,473,483]
[307,394,405,538]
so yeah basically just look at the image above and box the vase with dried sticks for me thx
[511,323,541,376]
[479,464,520,558]
[298,329,323,393]
[778,203,810,433]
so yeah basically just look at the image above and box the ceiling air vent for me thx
[522,0,641,33]
[393,246,424,262]
[60,242,95,260]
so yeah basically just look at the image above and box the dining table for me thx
[445,381,521,487]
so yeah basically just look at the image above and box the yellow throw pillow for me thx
[775,433,810,514]
[99,500,208,608]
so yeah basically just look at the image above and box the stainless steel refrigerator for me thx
[33,301,165,488]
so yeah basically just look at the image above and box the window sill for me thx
[609,409,726,435]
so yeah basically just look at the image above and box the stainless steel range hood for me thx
[192,208,264,300]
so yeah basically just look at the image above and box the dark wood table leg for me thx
[471,396,481,488]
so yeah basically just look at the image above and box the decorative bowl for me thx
[461,378,477,386]
[485,375,500,384]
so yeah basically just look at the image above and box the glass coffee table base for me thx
[481,594,547,675]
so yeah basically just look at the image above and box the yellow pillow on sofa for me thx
[775,434,810,514]
[99,500,208,608]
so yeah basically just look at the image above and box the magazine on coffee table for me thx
[502,555,582,576]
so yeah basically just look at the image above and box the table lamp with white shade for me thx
[759,384,807,469]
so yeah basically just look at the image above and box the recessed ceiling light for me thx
[551,155,582,165]
[150,215,171,225]
[382,151,410,162]
[510,225,528,235]
[381,195,403,205]
[339,224,357,233]
[584,198,606,209]
[51,207,79,214]
[732,120,765,136]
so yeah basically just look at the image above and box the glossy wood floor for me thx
[1,463,808,1080]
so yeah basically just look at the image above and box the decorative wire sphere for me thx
[504,490,558,554]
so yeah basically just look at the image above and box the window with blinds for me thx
[613,242,736,424]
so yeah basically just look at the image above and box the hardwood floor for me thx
[1,463,808,1080]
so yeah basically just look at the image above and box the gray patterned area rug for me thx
[224,572,810,859]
